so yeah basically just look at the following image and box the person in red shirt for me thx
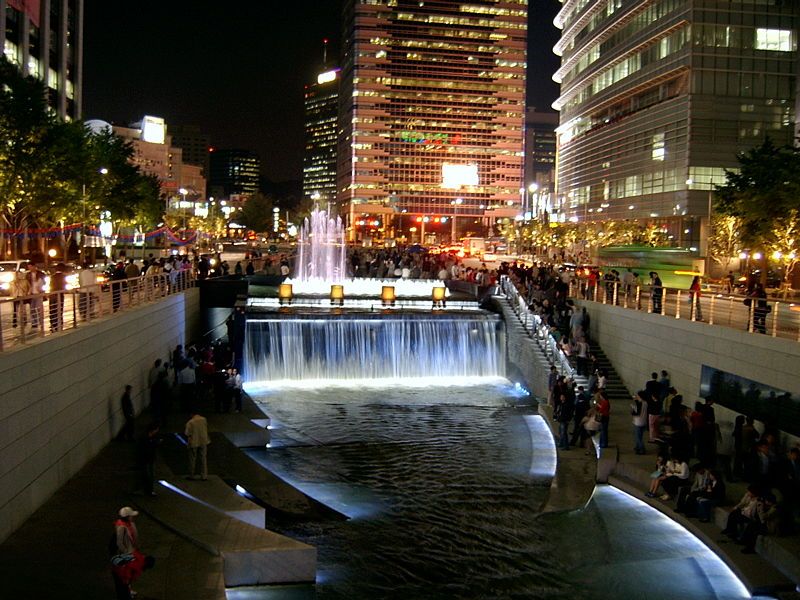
[596,391,611,448]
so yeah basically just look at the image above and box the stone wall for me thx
[582,301,800,448]
[0,288,200,543]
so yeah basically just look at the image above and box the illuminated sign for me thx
[317,69,340,84]
[442,164,479,189]
[141,115,166,144]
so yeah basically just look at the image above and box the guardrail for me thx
[568,279,800,342]
[500,276,575,378]
[0,270,196,352]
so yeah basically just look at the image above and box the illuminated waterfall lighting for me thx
[283,276,452,298]
[243,315,505,384]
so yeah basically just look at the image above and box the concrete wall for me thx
[0,288,200,543]
[583,301,800,448]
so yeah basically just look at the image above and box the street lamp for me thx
[179,188,188,231]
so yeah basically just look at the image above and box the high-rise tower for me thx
[1,0,84,120]
[303,54,340,208]
[338,0,527,243]
[553,1,799,253]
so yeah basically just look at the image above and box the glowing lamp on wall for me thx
[278,283,293,305]
[432,286,446,309]
[381,286,396,307]
[330,284,344,306]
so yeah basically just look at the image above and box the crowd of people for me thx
[502,258,798,558]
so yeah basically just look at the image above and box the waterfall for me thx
[244,314,505,383]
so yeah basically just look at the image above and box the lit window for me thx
[755,28,795,52]
[652,133,665,161]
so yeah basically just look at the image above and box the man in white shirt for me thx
[184,412,210,480]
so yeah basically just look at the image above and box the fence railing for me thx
[568,279,800,342]
[0,270,196,352]
[500,276,575,378]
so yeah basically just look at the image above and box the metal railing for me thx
[568,279,800,342]
[0,270,196,352]
[500,276,575,378]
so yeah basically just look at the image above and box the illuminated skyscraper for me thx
[338,0,527,243]
[303,67,340,206]
[1,0,84,120]
[209,149,261,199]
[553,1,799,253]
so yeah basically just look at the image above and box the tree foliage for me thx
[237,193,275,233]
[0,57,162,256]
[716,138,800,282]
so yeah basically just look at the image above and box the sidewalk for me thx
[0,388,280,599]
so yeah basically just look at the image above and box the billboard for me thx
[442,164,479,189]
[141,115,166,144]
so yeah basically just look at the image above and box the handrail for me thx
[499,276,576,380]
[0,270,197,352]
[568,278,800,342]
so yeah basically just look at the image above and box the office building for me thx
[1,0,83,120]
[338,0,527,243]
[303,67,340,207]
[524,108,558,218]
[169,124,211,178]
[553,1,799,252]
[209,149,260,199]
[111,115,206,205]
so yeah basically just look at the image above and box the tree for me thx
[716,138,800,285]
[237,193,275,234]
[708,214,742,273]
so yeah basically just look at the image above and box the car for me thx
[0,260,27,296]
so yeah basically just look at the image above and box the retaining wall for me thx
[0,288,200,543]
[583,301,800,448]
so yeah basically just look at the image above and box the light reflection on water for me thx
[238,383,751,600]
[245,382,562,599]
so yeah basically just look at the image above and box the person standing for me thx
[596,390,611,448]
[228,368,243,413]
[649,271,663,314]
[11,265,30,328]
[78,261,97,319]
[119,385,135,442]
[110,506,154,599]
[48,263,68,332]
[688,275,703,321]
[631,391,649,455]
[26,262,46,330]
[138,422,160,496]
[555,392,574,450]
[111,261,127,312]
[185,411,210,480]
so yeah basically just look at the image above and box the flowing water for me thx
[245,382,562,599]
[243,313,505,384]
[294,208,347,282]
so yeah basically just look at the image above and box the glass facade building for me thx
[553,0,798,252]
[303,68,340,207]
[209,149,261,199]
[1,0,83,120]
[338,0,527,242]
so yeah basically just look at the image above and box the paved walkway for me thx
[0,388,272,599]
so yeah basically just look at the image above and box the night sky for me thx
[83,1,561,183]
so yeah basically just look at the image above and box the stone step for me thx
[137,481,317,587]
[166,475,266,528]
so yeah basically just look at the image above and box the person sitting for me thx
[676,464,710,515]
[695,470,726,523]
[721,485,760,541]
[646,455,668,497]
[739,492,780,554]
[659,456,691,501]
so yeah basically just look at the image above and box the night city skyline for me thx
[83,0,560,183]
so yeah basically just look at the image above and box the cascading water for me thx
[294,207,347,282]
[243,313,505,383]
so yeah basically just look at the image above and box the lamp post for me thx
[179,187,188,233]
